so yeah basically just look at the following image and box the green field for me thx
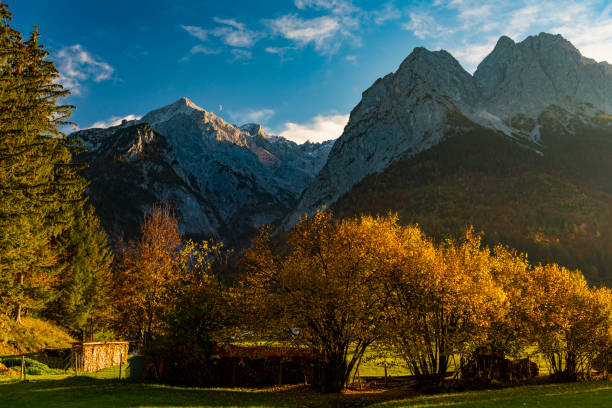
[1,375,612,408]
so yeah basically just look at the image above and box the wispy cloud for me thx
[403,11,453,40]
[180,17,261,61]
[54,44,114,95]
[372,3,402,25]
[180,25,208,41]
[230,49,253,62]
[189,44,220,55]
[211,17,260,47]
[265,0,362,55]
[267,15,342,53]
[90,114,141,129]
[278,113,348,143]
[229,108,276,125]
[181,2,408,60]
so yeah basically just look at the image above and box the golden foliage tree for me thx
[382,228,506,383]
[486,246,537,358]
[531,263,612,379]
[241,210,394,392]
[113,204,181,343]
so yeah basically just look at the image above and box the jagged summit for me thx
[140,96,209,127]
[474,32,612,118]
[178,96,205,110]
[240,123,267,138]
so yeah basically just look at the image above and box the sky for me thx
[11,0,612,143]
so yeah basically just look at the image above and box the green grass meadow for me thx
[0,353,609,407]
[1,375,612,407]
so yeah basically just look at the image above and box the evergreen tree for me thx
[0,3,87,322]
[48,204,113,340]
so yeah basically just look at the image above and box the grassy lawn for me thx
[372,381,612,407]
[1,375,612,408]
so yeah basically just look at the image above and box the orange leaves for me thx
[113,204,182,341]
[242,211,612,382]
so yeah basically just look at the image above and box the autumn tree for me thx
[485,245,537,359]
[241,210,393,392]
[113,204,181,343]
[149,239,235,384]
[382,228,506,384]
[0,3,89,322]
[531,263,612,379]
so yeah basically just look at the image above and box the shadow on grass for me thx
[0,376,415,408]
[371,381,612,408]
[3,376,611,408]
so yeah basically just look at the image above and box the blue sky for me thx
[11,0,612,143]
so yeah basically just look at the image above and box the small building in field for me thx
[71,341,129,373]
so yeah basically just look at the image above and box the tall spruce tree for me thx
[0,3,93,322]
[49,205,113,339]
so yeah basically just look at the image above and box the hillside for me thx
[0,318,74,355]
[334,109,612,285]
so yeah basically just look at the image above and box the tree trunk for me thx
[15,273,24,324]
[317,353,347,393]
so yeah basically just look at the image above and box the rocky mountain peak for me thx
[240,123,268,139]
[474,33,612,118]
[140,96,208,127]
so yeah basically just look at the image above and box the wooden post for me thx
[20,355,25,381]
[119,352,123,380]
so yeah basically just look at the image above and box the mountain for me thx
[71,98,333,246]
[284,33,612,284]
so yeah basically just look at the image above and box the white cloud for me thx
[190,45,220,55]
[54,44,114,95]
[181,25,207,41]
[90,114,141,129]
[179,45,221,62]
[278,113,348,143]
[267,15,341,53]
[345,55,357,63]
[211,17,259,47]
[213,17,245,30]
[229,109,276,125]
[552,5,612,64]
[265,0,363,55]
[403,11,454,39]
[372,3,402,25]
[181,19,259,50]
[295,0,359,15]
[449,38,498,68]
[265,46,295,56]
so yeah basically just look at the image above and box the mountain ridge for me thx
[71,98,334,246]
[283,32,612,229]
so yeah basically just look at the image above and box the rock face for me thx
[72,98,333,245]
[284,32,612,228]
[285,48,480,226]
[475,33,612,119]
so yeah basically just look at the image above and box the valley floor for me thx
[1,376,612,408]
